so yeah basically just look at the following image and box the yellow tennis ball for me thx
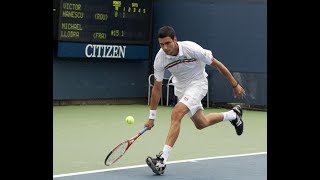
[125,116,134,124]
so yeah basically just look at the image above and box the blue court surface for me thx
[53,152,266,180]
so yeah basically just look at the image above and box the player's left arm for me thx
[210,57,245,98]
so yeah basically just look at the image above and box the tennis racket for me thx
[104,127,149,166]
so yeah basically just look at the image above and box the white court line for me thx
[53,151,267,178]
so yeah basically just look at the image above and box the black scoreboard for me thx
[58,0,153,45]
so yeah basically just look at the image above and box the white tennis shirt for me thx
[154,41,213,89]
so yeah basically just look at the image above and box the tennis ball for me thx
[125,116,134,124]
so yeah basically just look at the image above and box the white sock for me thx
[222,110,236,121]
[161,144,172,164]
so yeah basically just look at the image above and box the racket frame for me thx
[104,127,149,166]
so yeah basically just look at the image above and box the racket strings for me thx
[105,142,128,165]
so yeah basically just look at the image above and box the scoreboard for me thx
[58,0,153,45]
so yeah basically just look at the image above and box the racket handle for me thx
[139,127,149,134]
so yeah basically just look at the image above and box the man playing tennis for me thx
[144,26,246,175]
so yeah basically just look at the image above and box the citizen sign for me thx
[85,44,126,58]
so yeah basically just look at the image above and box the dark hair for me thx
[158,26,176,39]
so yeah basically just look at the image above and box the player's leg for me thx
[153,80,207,164]
[191,105,244,135]
[146,102,189,175]
[146,82,194,175]
[186,78,243,134]
[166,102,189,146]
[190,109,223,129]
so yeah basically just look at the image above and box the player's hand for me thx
[233,84,246,99]
[144,119,155,130]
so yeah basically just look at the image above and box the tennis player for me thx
[144,26,246,175]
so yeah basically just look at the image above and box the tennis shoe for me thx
[146,151,166,175]
[230,105,244,135]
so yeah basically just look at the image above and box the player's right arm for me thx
[144,52,165,129]
[150,80,162,110]
[144,79,162,129]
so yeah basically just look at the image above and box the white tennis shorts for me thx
[175,78,208,117]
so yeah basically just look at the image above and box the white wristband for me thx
[149,110,157,120]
